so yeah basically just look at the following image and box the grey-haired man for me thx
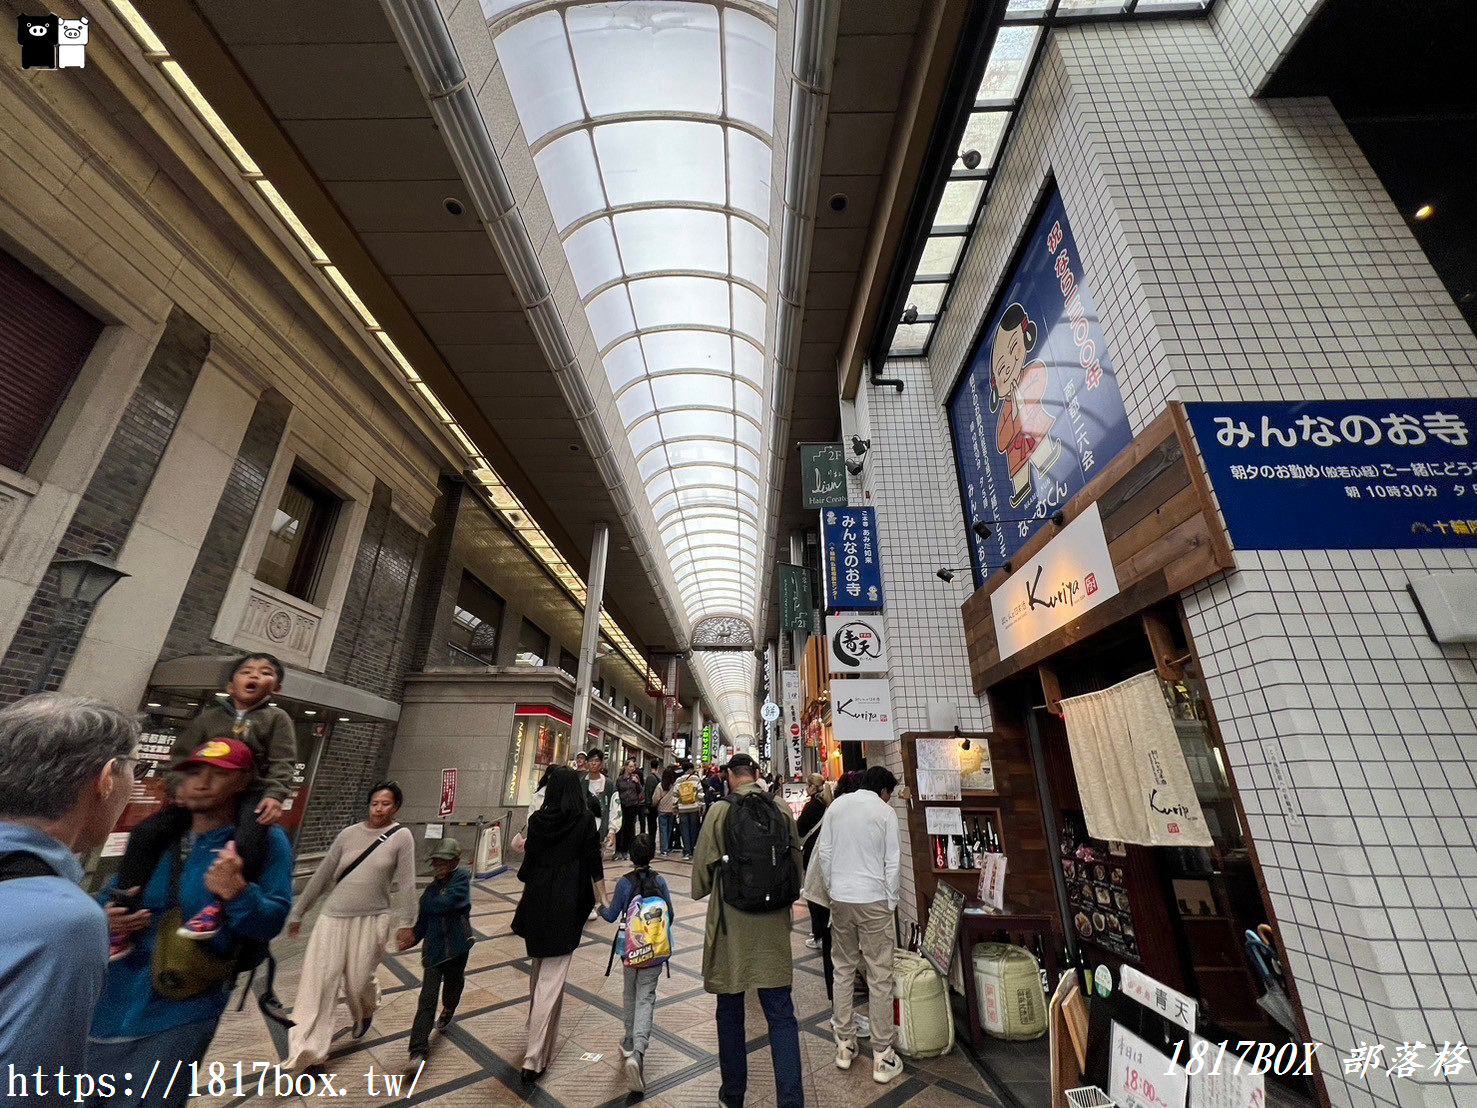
[0,694,140,1098]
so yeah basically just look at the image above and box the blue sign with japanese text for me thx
[1186,399,1477,550]
[946,187,1134,586]
[820,506,884,611]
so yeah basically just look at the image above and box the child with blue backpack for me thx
[598,833,673,1093]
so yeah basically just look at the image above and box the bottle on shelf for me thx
[960,833,974,870]
[934,835,947,870]
[1032,934,1051,996]
[946,834,961,870]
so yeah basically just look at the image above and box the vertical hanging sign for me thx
[820,507,884,611]
[800,443,848,509]
[701,724,713,764]
[439,768,457,817]
[778,563,813,633]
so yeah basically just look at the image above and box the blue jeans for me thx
[716,987,802,1108]
[659,812,677,854]
[678,811,700,856]
[87,1017,218,1107]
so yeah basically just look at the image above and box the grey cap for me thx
[430,836,462,860]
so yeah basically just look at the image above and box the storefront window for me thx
[515,619,551,667]
[504,706,571,807]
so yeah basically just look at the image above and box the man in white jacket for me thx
[817,764,902,1084]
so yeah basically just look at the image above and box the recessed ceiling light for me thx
[146,702,162,708]
[1414,204,1435,220]
[338,717,351,723]
[303,709,317,715]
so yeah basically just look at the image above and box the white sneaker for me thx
[872,1047,903,1085]
[854,1013,871,1039]
[624,1054,645,1093]
[804,936,821,949]
[834,1036,858,1071]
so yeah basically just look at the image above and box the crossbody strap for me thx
[335,824,406,886]
[0,851,58,882]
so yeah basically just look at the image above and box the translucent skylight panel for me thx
[628,415,664,458]
[637,446,671,481]
[614,209,728,275]
[889,322,932,355]
[534,131,605,231]
[934,179,984,229]
[603,335,647,391]
[735,419,762,455]
[723,10,777,133]
[566,2,721,118]
[671,465,737,490]
[630,276,730,331]
[595,121,725,208]
[494,13,583,141]
[728,129,773,220]
[1002,0,1050,17]
[1058,0,1127,12]
[978,25,1039,103]
[667,439,735,467]
[732,286,765,342]
[565,218,623,296]
[587,286,637,350]
[642,330,731,375]
[904,281,947,317]
[480,0,537,21]
[960,111,1009,172]
[733,339,763,386]
[735,445,761,477]
[918,235,965,278]
[651,373,724,409]
[736,471,759,500]
[734,381,762,422]
[730,218,768,287]
[616,379,656,425]
[660,407,733,441]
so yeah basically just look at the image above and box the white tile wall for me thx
[871,10,1477,1107]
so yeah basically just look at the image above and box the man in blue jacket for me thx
[407,837,474,1068]
[0,695,140,1103]
[90,738,292,1106]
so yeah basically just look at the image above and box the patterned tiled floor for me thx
[190,855,1015,1107]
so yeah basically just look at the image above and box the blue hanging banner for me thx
[946,186,1134,585]
[1184,399,1477,550]
[819,506,884,612]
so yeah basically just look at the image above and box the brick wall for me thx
[0,309,207,703]
[296,480,426,853]
[158,391,290,660]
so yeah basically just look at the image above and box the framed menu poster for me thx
[921,880,965,977]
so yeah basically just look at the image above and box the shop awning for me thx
[149,655,401,723]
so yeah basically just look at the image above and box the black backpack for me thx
[720,791,800,916]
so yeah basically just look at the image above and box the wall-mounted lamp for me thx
[972,510,1065,542]
[936,562,1010,583]
[851,435,871,457]
[953,724,971,752]
[958,149,982,171]
[845,459,864,476]
[901,305,919,325]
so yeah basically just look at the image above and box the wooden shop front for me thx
[934,404,1320,1102]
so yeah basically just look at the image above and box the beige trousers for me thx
[284,912,391,1070]
[830,899,896,1051]
[524,953,574,1071]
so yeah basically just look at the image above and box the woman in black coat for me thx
[795,773,835,996]
[512,765,606,1083]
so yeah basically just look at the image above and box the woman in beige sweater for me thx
[283,781,417,1071]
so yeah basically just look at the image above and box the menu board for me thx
[921,880,965,978]
[1111,1023,1189,1108]
[1063,852,1139,960]
[915,738,963,801]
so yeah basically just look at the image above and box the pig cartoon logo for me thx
[17,13,58,69]
[989,302,1060,507]
[57,15,86,68]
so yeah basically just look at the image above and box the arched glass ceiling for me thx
[487,0,776,738]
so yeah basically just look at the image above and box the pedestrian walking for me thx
[406,837,473,1068]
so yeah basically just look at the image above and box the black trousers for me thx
[113,789,268,904]
[616,806,640,854]
[409,952,469,1054]
[640,805,658,838]
[808,902,835,1001]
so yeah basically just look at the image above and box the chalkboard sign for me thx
[921,880,965,977]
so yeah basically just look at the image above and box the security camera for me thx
[959,149,982,170]
[902,305,919,325]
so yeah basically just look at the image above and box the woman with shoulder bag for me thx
[511,766,607,1084]
[283,781,417,1071]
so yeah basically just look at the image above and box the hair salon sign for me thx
[990,503,1120,659]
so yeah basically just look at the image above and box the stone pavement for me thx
[190,854,1013,1107]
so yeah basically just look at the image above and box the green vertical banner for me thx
[799,443,848,510]
[701,724,712,764]
[778,563,813,634]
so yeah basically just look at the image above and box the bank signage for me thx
[1185,399,1477,550]
[830,677,895,742]
[990,503,1120,659]
[820,506,884,611]
[800,443,848,509]
[946,186,1133,585]
[825,612,889,674]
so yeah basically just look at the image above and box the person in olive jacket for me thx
[407,837,474,1068]
[511,766,607,1084]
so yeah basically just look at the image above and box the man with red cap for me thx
[88,737,293,1107]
